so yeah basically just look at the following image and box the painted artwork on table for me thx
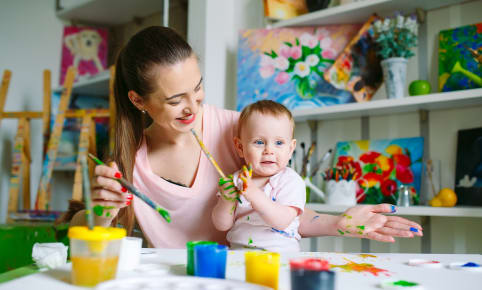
[324,15,383,102]
[50,93,109,169]
[455,127,482,206]
[333,137,424,205]
[237,24,362,111]
[60,26,108,85]
[438,23,482,92]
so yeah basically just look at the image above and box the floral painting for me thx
[237,24,362,111]
[438,23,482,92]
[333,137,424,205]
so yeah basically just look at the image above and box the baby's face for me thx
[235,112,296,178]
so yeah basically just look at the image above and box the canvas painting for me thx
[438,23,482,92]
[333,137,424,205]
[237,24,362,111]
[455,127,482,206]
[50,93,109,169]
[324,15,383,102]
[60,26,108,85]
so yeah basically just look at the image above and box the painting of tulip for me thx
[236,24,362,111]
[333,137,424,205]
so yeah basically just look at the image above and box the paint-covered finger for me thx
[365,231,396,243]
[247,163,253,177]
[375,227,414,238]
[370,203,397,214]
[384,221,423,236]
[386,216,423,230]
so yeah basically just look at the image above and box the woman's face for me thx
[138,55,205,134]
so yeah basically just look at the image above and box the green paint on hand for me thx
[158,208,171,223]
[337,229,345,235]
[106,212,110,217]
[342,214,352,219]
[236,196,242,203]
[225,185,234,190]
[218,178,231,186]
[390,280,419,287]
[357,225,365,230]
[93,205,104,216]
[346,230,351,234]
[358,231,363,235]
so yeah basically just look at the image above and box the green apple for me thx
[409,80,431,96]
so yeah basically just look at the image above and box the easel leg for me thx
[8,118,26,218]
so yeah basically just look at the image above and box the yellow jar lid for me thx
[68,226,126,241]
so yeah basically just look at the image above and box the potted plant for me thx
[370,13,418,99]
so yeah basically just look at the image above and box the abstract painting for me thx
[333,137,424,205]
[324,15,383,102]
[438,23,482,92]
[455,127,482,206]
[237,24,362,111]
[60,26,108,85]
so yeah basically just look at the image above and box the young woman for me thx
[70,26,422,248]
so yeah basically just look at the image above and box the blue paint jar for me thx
[194,244,228,278]
[290,258,335,290]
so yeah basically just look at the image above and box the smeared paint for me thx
[342,214,352,219]
[93,205,115,217]
[358,254,377,258]
[389,280,419,287]
[248,238,253,245]
[331,259,389,276]
[157,208,171,222]
[271,227,292,237]
[337,229,345,235]
[272,197,276,201]
[247,216,250,220]
[462,262,480,267]
[391,205,396,213]
[356,225,365,230]
[409,227,418,233]
[311,215,320,222]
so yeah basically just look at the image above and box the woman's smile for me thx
[177,113,196,124]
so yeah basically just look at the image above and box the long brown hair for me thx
[114,26,193,234]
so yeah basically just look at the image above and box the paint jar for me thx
[290,258,335,290]
[186,240,217,275]
[245,252,280,290]
[194,244,227,278]
[68,226,126,287]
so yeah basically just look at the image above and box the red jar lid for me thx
[290,258,330,271]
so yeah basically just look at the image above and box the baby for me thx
[212,100,306,251]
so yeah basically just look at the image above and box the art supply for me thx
[407,259,443,268]
[397,185,413,207]
[245,252,280,290]
[379,280,423,289]
[448,262,482,272]
[186,240,217,275]
[304,177,326,201]
[290,258,335,290]
[194,244,227,278]
[87,153,171,223]
[80,157,94,229]
[191,128,226,178]
[310,148,332,178]
[96,276,271,290]
[301,141,316,177]
[68,226,126,286]
[425,159,437,198]
[325,179,357,206]
[117,237,142,272]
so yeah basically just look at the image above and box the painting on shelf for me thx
[324,15,383,102]
[236,24,362,111]
[332,137,424,205]
[455,127,482,206]
[438,22,482,92]
[50,93,109,170]
[60,26,108,85]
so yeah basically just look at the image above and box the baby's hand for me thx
[218,175,241,203]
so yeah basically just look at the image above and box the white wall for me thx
[0,0,64,222]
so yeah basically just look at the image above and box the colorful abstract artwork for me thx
[60,26,108,85]
[324,15,383,102]
[455,127,482,206]
[237,24,362,111]
[333,137,424,205]
[438,23,482,92]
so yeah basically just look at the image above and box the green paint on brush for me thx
[357,225,365,230]
[389,280,419,287]
[337,229,345,235]
[157,208,171,223]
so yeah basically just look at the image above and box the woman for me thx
[70,26,422,247]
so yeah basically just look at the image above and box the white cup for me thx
[117,237,142,273]
[325,180,357,206]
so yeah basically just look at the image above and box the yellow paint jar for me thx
[68,226,126,287]
[245,251,280,290]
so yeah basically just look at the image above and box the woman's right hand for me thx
[91,162,133,220]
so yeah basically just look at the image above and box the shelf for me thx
[292,88,482,122]
[307,203,482,218]
[53,70,110,97]
[56,0,164,26]
[270,0,469,28]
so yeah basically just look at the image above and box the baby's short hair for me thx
[238,100,295,137]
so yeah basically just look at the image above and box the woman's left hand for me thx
[337,204,423,242]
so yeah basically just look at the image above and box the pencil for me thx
[191,129,226,178]
[80,156,94,230]
[87,153,171,223]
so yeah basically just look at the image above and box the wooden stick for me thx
[73,115,92,201]
[0,70,12,127]
[8,118,26,214]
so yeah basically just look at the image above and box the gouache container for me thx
[186,240,217,275]
[117,237,142,273]
[193,244,227,278]
[290,258,334,290]
[68,226,126,287]
[245,252,280,290]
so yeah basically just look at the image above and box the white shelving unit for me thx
[52,70,110,97]
[270,0,470,28]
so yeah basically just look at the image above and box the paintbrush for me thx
[310,148,332,178]
[80,156,94,230]
[301,141,316,177]
[87,153,171,223]
[292,150,297,172]
[426,159,437,197]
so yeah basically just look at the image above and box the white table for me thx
[1,249,481,290]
